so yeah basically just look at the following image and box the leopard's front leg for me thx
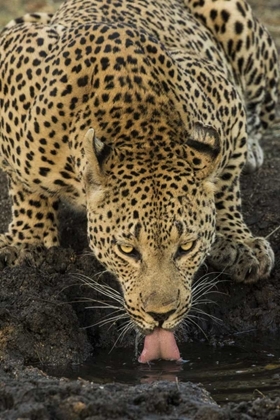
[0,177,60,267]
[208,170,274,283]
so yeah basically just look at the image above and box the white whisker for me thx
[109,320,135,353]
[73,272,124,305]
[191,299,218,307]
[183,316,209,340]
[190,308,222,323]
[82,312,128,330]
[192,278,224,296]
[70,271,131,338]
[84,305,124,311]
[180,270,228,337]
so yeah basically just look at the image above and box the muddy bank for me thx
[0,364,216,420]
[1,360,280,419]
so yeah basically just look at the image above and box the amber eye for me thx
[176,241,195,257]
[180,242,194,252]
[118,244,141,261]
[118,244,134,254]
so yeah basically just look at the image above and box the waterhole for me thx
[43,335,280,405]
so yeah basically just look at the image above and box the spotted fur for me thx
[0,0,278,333]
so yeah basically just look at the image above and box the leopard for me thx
[0,0,278,359]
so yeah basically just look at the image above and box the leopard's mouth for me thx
[128,300,189,363]
[138,327,182,363]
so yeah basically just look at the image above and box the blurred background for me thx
[0,0,279,45]
[0,0,62,27]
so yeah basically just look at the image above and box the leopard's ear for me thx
[85,128,111,167]
[84,128,111,186]
[186,122,221,179]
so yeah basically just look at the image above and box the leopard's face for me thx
[85,140,217,333]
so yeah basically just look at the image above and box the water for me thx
[43,335,280,405]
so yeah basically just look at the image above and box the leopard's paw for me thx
[0,239,47,269]
[243,137,264,174]
[0,245,20,269]
[208,234,274,283]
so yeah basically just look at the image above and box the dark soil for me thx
[0,0,280,419]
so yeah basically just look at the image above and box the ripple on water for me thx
[42,335,280,405]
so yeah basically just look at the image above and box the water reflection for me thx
[138,359,186,383]
[43,336,280,405]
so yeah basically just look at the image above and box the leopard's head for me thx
[83,124,221,333]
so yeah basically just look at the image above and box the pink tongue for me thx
[138,328,181,363]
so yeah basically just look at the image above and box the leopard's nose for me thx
[147,309,176,327]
